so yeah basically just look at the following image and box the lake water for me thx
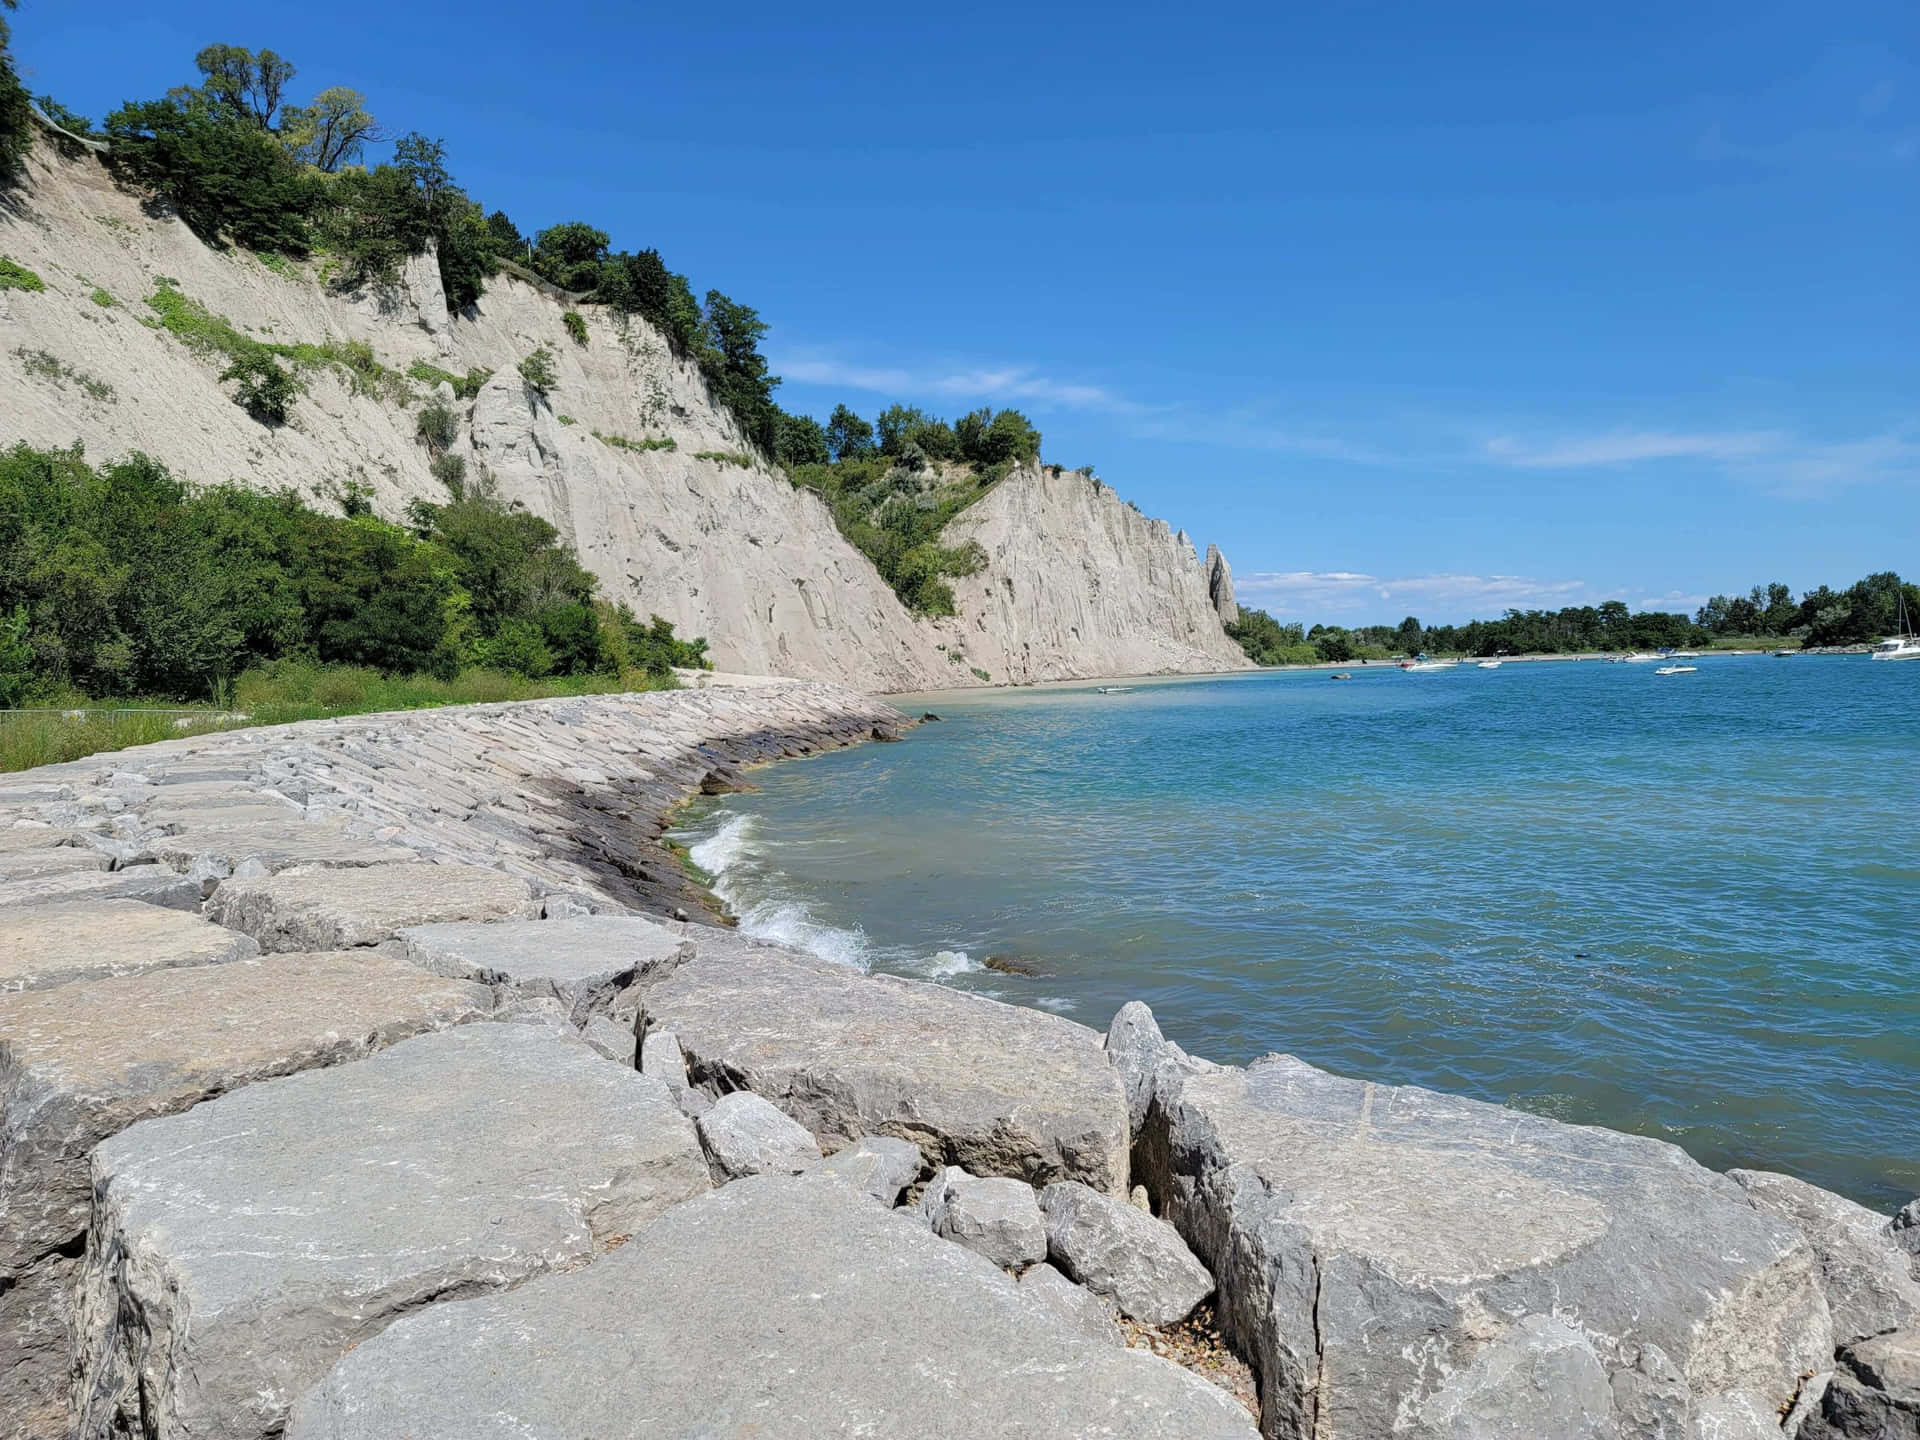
[673,656,1920,1208]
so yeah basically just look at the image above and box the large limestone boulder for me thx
[1800,1328,1920,1439]
[0,862,203,911]
[286,1174,1261,1439]
[148,821,410,876]
[640,930,1129,1193]
[400,914,690,1022]
[1040,1179,1215,1324]
[1730,1168,1920,1344]
[206,861,538,950]
[696,1091,821,1181]
[920,1166,1049,1269]
[1114,1004,1833,1440]
[0,953,489,1279]
[799,1134,925,1206]
[0,899,256,993]
[74,1024,709,1440]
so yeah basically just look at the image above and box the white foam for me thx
[922,949,982,978]
[683,811,873,971]
[686,813,756,877]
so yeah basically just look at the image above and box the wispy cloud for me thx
[1482,425,1920,496]
[772,353,1132,412]
[1236,570,1591,621]
[1483,429,1785,469]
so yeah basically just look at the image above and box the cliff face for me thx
[0,142,1246,691]
[933,466,1250,683]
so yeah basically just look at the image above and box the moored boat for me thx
[1870,590,1920,661]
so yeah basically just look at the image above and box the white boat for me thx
[1623,652,1662,663]
[1667,650,1700,659]
[1870,590,1920,661]
[1399,655,1458,672]
[1476,660,1502,669]
[1655,664,1697,675]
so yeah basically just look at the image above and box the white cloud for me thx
[1483,430,1784,468]
[771,352,1129,412]
[1236,570,1591,622]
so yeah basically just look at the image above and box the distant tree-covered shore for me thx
[1227,573,1918,665]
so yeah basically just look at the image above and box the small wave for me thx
[686,813,757,877]
[684,812,873,970]
[921,949,981,978]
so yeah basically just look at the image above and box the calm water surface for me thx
[674,657,1919,1207]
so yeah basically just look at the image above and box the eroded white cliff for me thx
[0,141,1247,691]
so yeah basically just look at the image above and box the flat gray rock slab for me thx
[922,1166,1049,1269]
[0,846,108,882]
[1114,1003,1833,1440]
[150,822,410,875]
[75,1024,709,1440]
[0,952,489,1278]
[0,900,258,993]
[641,931,1129,1194]
[697,1090,821,1181]
[0,827,89,855]
[286,1174,1261,1440]
[1731,1168,1920,1345]
[142,801,309,833]
[1041,1180,1214,1324]
[0,863,203,912]
[207,862,538,950]
[400,915,689,1022]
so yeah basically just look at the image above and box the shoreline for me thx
[2,681,1913,1439]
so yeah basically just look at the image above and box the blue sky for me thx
[13,1,1915,624]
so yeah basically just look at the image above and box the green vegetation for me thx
[693,450,753,468]
[562,310,588,346]
[597,432,676,454]
[14,347,115,402]
[557,414,577,427]
[0,255,43,291]
[89,285,114,307]
[0,4,31,186]
[0,442,709,716]
[517,345,557,395]
[782,403,1040,615]
[1227,573,1920,666]
[0,665,673,773]
[415,401,458,453]
[406,360,491,398]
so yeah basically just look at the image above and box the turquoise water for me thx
[675,657,1920,1208]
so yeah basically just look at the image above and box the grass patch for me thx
[0,663,679,773]
[970,666,991,682]
[14,348,116,402]
[694,450,754,468]
[558,414,577,427]
[252,249,295,277]
[597,432,676,454]
[145,282,409,412]
[0,257,46,293]
[406,361,493,399]
[89,286,115,308]
[563,310,588,346]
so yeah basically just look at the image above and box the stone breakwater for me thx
[1,685,1917,1440]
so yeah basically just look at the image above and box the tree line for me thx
[1226,572,1919,665]
[0,443,707,706]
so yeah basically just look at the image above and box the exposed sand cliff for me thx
[0,141,1247,691]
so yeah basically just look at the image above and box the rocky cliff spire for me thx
[1204,544,1238,627]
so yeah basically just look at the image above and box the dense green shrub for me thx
[0,256,43,291]
[563,310,588,346]
[1225,608,1314,665]
[0,442,709,703]
[415,401,458,453]
[517,345,557,394]
[428,453,466,491]
[0,10,33,187]
[220,349,296,424]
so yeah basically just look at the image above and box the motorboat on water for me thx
[1094,685,1132,693]
[1667,650,1701,659]
[1870,590,1920,661]
[1476,660,1502,669]
[1623,652,1662,663]
[1329,672,1352,681]
[1398,654,1458,672]
[1655,664,1697,675]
